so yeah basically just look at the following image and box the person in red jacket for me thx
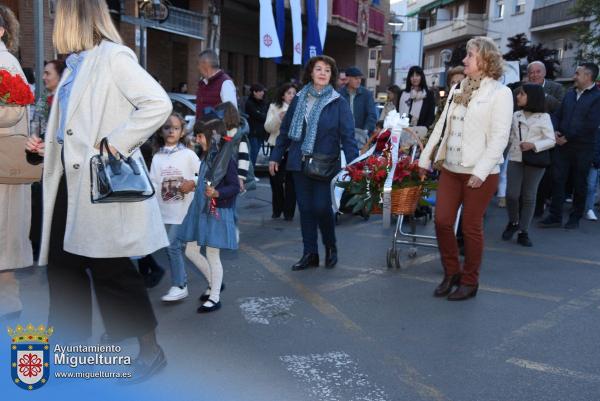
[195,49,237,119]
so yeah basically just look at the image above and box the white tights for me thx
[185,243,223,304]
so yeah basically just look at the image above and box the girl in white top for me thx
[149,113,200,302]
[502,84,555,247]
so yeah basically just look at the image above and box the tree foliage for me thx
[504,33,530,61]
[572,0,600,64]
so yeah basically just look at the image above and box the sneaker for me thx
[517,232,533,247]
[161,286,188,302]
[497,197,506,208]
[538,216,562,228]
[585,209,598,221]
[502,222,519,241]
[564,217,579,230]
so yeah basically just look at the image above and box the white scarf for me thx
[399,89,427,126]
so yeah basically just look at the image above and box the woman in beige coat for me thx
[26,0,171,382]
[0,6,32,272]
[0,5,31,321]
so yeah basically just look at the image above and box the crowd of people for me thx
[0,0,599,384]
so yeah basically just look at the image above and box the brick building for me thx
[0,0,208,93]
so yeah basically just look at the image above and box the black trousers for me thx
[269,152,296,218]
[47,175,157,342]
[29,181,43,260]
[549,144,594,220]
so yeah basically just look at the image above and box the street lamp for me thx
[388,15,404,86]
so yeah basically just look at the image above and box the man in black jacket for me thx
[539,63,600,229]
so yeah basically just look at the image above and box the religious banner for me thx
[356,0,371,47]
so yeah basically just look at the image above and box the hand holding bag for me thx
[90,137,155,203]
[303,153,340,181]
[518,121,551,168]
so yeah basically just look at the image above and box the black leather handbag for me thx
[302,153,340,181]
[518,122,551,168]
[90,138,155,203]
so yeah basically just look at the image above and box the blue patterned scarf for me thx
[288,83,334,155]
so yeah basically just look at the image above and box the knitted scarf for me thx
[287,83,334,155]
[453,76,483,107]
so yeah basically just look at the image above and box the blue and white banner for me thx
[318,0,328,51]
[290,0,303,65]
[259,0,282,58]
[274,0,285,64]
[304,0,323,63]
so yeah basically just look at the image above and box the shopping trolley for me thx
[384,131,462,269]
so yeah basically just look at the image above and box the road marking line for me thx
[491,287,600,354]
[238,297,296,325]
[241,244,448,401]
[260,240,302,250]
[281,351,390,401]
[318,269,386,292]
[506,358,600,382]
[241,244,363,334]
[398,274,563,303]
[486,246,600,268]
[401,253,441,270]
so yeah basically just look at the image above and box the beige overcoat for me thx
[0,41,32,270]
[38,41,172,265]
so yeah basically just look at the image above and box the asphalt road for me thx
[5,177,600,401]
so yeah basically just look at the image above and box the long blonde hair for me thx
[53,0,122,54]
[0,5,19,54]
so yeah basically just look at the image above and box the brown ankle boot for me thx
[433,274,461,297]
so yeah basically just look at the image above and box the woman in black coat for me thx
[245,83,268,167]
[398,65,436,129]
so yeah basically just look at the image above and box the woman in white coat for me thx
[419,37,513,301]
[0,5,31,319]
[502,84,555,247]
[26,0,171,382]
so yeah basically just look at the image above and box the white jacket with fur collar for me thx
[419,77,513,181]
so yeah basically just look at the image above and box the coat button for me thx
[66,129,73,136]
[73,164,80,169]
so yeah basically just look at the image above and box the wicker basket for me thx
[391,185,423,215]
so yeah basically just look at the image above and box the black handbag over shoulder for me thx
[302,153,340,181]
[518,121,551,168]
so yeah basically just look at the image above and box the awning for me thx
[408,0,456,16]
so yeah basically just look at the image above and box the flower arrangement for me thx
[0,70,35,106]
[337,129,435,215]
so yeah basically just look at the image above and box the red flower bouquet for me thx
[337,135,435,216]
[0,70,35,106]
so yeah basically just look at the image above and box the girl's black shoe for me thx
[502,222,519,241]
[197,299,221,313]
[517,232,533,247]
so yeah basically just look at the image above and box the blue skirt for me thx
[177,163,238,250]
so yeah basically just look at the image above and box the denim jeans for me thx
[292,172,336,254]
[165,224,186,287]
[249,136,262,167]
[586,167,600,211]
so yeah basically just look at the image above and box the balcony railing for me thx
[422,14,487,48]
[331,0,385,37]
[121,6,205,39]
[531,0,578,28]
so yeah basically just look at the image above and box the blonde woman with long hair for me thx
[25,0,172,382]
[419,37,513,301]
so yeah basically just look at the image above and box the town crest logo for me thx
[7,324,53,390]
